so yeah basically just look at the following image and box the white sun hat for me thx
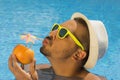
[71,12,108,69]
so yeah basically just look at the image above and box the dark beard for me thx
[40,46,51,57]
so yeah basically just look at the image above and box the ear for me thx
[72,49,86,61]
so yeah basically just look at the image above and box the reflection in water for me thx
[37,68,83,80]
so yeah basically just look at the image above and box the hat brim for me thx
[71,12,99,69]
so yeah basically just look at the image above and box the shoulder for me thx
[36,64,51,70]
[97,75,107,80]
[84,73,107,80]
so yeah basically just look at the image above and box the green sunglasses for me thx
[51,23,85,50]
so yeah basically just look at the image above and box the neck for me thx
[47,57,88,78]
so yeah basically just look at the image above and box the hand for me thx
[8,54,38,80]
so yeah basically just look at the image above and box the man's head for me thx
[40,18,90,67]
[40,12,108,69]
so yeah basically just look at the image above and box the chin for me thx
[40,46,50,56]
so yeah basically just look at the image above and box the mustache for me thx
[46,36,52,40]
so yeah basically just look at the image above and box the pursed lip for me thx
[42,38,49,46]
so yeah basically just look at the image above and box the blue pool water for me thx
[0,0,120,80]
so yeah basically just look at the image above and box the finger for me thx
[8,54,14,73]
[29,59,36,74]
[12,54,24,73]
[29,71,38,80]
[12,54,17,62]
[29,59,38,80]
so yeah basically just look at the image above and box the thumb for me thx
[29,59,36,74]
[29,59,38,80]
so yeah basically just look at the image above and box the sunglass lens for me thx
[52,25,59,31]
[59,28,67,37]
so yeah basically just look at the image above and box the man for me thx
[8,12,108,80]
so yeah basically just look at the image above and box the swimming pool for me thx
[0,0,119,80]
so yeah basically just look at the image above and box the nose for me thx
[49,30,58,40]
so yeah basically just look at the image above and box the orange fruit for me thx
[13,44,34,64]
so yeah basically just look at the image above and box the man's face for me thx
[40,20,79,59]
